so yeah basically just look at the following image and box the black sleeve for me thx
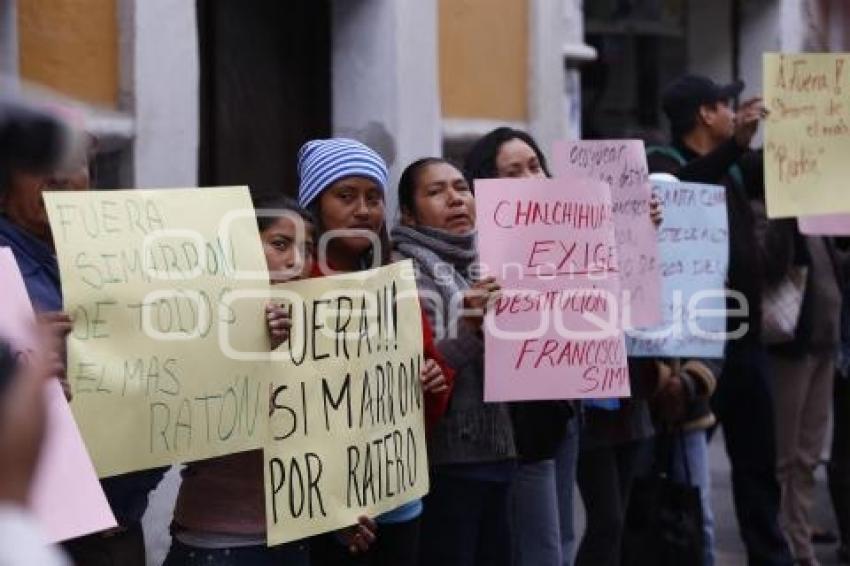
[674,139,745,184]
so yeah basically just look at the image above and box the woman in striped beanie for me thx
[297,137,392,270]
[297,138,455,566]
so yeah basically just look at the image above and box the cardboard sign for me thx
[264,261,428,545]
[627,181,729,358]
[764,53,850,217]
[474,177,630,401]
[799,213,850,235]
[0,247,116,541]
[44,187,272,477]
[552,140,663,328]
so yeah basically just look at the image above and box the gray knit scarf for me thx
[391,224,478,328]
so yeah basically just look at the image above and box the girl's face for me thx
[261,215,315,284]
[318,176,385,257]
[403,162,476,235]
[495,138,546,179]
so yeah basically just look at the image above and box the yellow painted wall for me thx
[439,0,528,121]
[18,0,119,108]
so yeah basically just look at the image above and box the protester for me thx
[161,196,319,565]
[0,127,166,566]
[296,137,454,566]
[463,128,573,566]
[648,74,793,566]
[744,149,844,566]
[650,357,722,566]
[392,157,517,566]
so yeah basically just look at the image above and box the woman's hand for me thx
[337,515,378,554]
[420,358,448,394]
[649,195,664,227]
[266,302,291,350]
[36,311,72,400]
[462,276,502,330]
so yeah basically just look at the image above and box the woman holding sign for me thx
[463,127,665,566]
[392,157,519,566]
[296,138,454,566]
[464,128,577,566]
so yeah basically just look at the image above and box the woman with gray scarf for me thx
[392,157,517,566]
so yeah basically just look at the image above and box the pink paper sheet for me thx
[552,140,663,328]
[474,178,631,402]
[0,247,115,542]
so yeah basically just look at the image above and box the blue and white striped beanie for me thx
[297,138,389,208]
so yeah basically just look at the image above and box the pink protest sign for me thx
[474,178,631,402]
[552,140,662,328]
[0,247,116,542]
[799,214,850,235]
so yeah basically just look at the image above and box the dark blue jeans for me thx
[162,539,309,566]
[713,341,793,566]
[419,471,512,566]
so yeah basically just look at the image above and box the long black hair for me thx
[462,127,551,185]
[251,194,315,235]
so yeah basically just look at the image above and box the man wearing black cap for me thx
[648,75,794,566]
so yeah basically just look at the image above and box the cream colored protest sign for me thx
[44,187,271,477]
[264,261,428,545]
[764,53,850,217]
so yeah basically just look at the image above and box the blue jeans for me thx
[555,417,579,566]
[510,459,561,566]
[670,429,715,566]
[162,539,309,566]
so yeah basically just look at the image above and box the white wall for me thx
[332,0,441,224]
[130,0,199,189]
[528,0,569,155]
[739,0,781,101]
[688,0,734,83]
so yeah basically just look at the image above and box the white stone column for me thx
[528,0,568,155]
[130,0,199,189]
[562,0,596,140]
[0,0,17,79]
[332,0,441,224]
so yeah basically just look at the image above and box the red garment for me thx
[309,262,455,428]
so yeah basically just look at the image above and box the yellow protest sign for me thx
[263,261,429,545]
[44,187,272,477]
[764,53,850,217]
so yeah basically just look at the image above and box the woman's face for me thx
[261,215,315,284]
[317,176,385,257]
[404,162,476,235]
[1,162,89,243]
[495,138,546,179]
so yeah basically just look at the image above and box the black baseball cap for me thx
[661,74,745,125]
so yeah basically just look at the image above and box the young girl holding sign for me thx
[392,157,519,566]
[162,197,332,566]
[295,138,454,566]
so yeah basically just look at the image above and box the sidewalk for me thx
[709,431,841,566]
[142,432,844,566]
